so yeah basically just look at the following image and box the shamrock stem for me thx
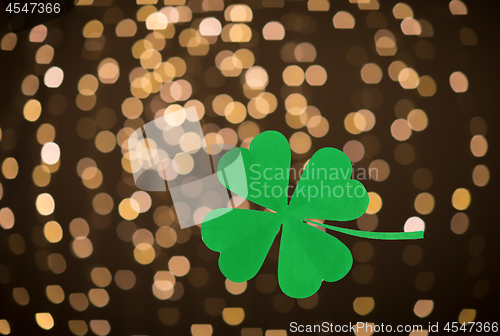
[303,219,424,240]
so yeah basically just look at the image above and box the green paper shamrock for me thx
[201,131,423,298]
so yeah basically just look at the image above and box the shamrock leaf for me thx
[278,217,353,298]
[201,131,423,298]
[202,208,280,282]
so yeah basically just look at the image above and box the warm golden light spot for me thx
[35,313,54,330]
[134,243,155,265]
[46,285,65,304]
[472,165,489,187]
[69,218,90,238]
[41,142,60,165]
[140,49,162,69]
[353,297,375,316]
[83,20,104,38]
[262,21,285,40]
[414,300,434,318]
[146,12,169,30]
[393,2,413,19]
[285,112,306,129]
[0,208,15,230]
[283,65,305,86]
[407,109,428,131]
[29,25,47,42]
[48,253,67,273]
[307,116,329,138]
[78,75,99,96]
[200,17,222,36]
[82,167,103,189]
[343,140,365,163]
[222,308,245,326]
[92,193,114,215]
[234,49,255,69]
[237,121,260,141]
[44,221,63,243]
[305,65,327,86]
[401,18,421,35]
[119,198,140,220]
[89,320,111,336]
[388,60,406,81]
[44,67,64,88]
[122,97,143,119]
[354,109,375,132]
[417,76,437,97]
[132,39,154,59]
[131,191,152,213]
[308,0,329,11]
[391,119,412,141]
[224,23,252,43]
[333,11,355,29]
[295,43,316,62]
[360,63,382,84]
[72,237,93,258]
[36,124,56,145]
[450,71,468,93]
[399,68,420,89]
[1,33,17,50]
[191,324,213,336]
[154,271,175,297]
[225,4,252,22]
[225,279,247,295]
[458,309,476,324]
[345,112,362,135]
[369,159,390,181]
[35,45,54,64]
[285,94,307,116]
[290,132,311,154]
[470,135,487,157]
[451,212,469,235]
[116,19,137,37]
[24,99,42,122]
[225,101,247,124]
[452,188,471,211]
[95,131,116,153]
[366,192,382,214]
[88,289,110,308]
[156,226,177,248]
[450,0,467,15]
[22,75,39,96]
[115,270,136,290]
[414,193,435,215]
[169,256,190,276]
[133,229,154,247]
[36,193,55,216]
[173,152,195,175]
[2,158,18,180]
[13,287,29,306]
[68,320,88,336]
[245,66,268,89]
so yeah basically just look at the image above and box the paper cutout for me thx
[201,131,424,298]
